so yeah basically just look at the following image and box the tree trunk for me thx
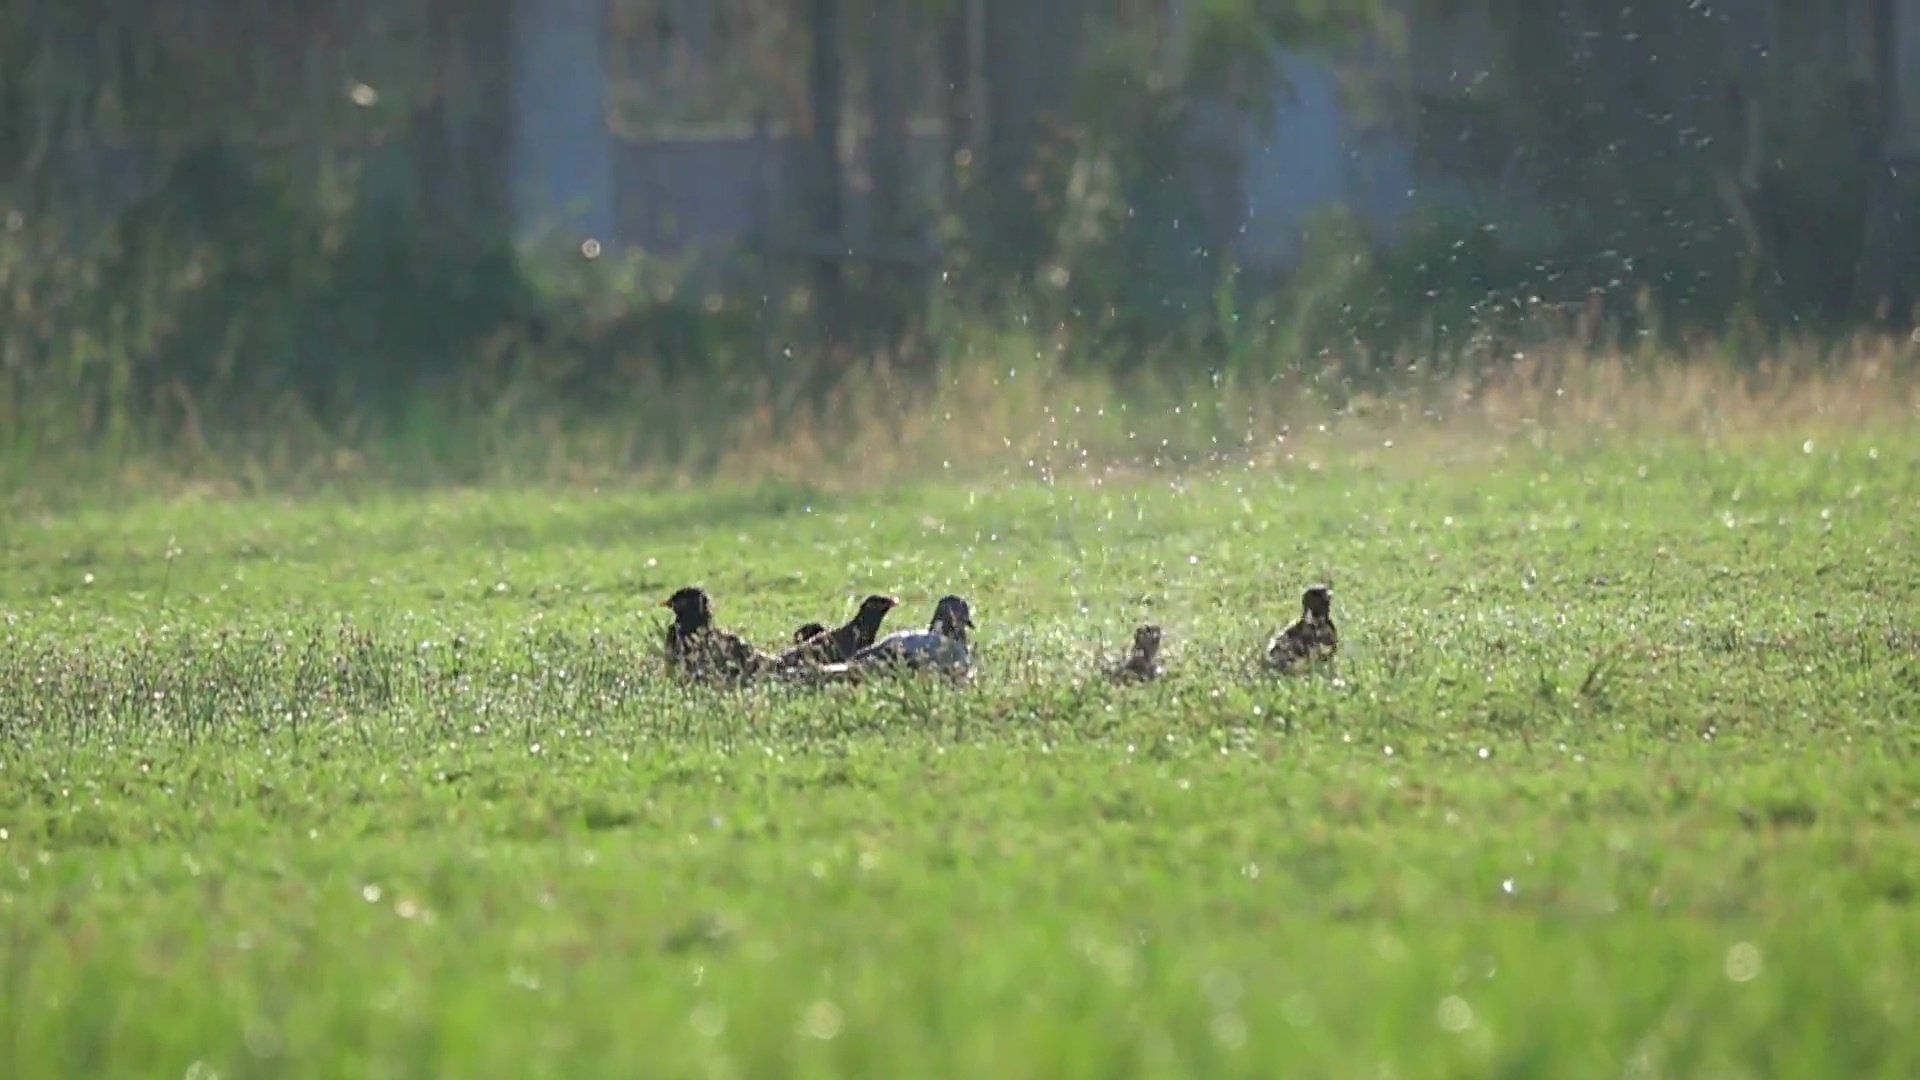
[1855,0,1920,323]
[867,0,910,246]
[414,0,513,253]
[507,0,616,249]
[806,0,845,341]
[977,0,1085,286]
[937,0,982,211]
[864,0,921,346]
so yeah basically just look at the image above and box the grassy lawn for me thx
[3,424,1919,1077]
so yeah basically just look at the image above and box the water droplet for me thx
[1210,1012,1248,1049]
[800,1000,844,1039]
[1437,995,1473,1032]
[690,1003,726,1038]
[1202,969,1244,1008]
[243,1018,283,1059]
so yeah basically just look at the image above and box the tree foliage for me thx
[1286,0,1918,360]
[4,0,1916,442]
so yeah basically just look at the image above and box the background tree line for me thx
[2,0,1915,443]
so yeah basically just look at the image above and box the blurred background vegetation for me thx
[4,0,1918,492]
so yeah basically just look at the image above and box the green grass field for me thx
[4,421,1919,1078]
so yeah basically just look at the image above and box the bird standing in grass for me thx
[1265,585,1338,673]
[661,586,775,683]
[778,594,900,669]
[1107,623,1164,682]
[812,595,975,682]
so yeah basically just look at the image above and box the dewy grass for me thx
[3,416,1919,1076]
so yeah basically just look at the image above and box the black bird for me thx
[1264,584,1338,673]
[1107,623,1164,682]
[778,594,900,669]
[661,586,774,683]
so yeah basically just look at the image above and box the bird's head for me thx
[793,621,829,644]
[1301,585,1333,619]
[856,594,900,622]
[662,586,713,628]
[931,595,974,636]
[1132,623,1163,659]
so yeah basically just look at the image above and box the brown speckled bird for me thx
[1264,585,1338,673]
[1107,623,1164,682]
[778,594,900,669]
[661,586,775,683]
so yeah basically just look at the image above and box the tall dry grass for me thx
[6,323,1918,509]
[708,328,1920,482]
